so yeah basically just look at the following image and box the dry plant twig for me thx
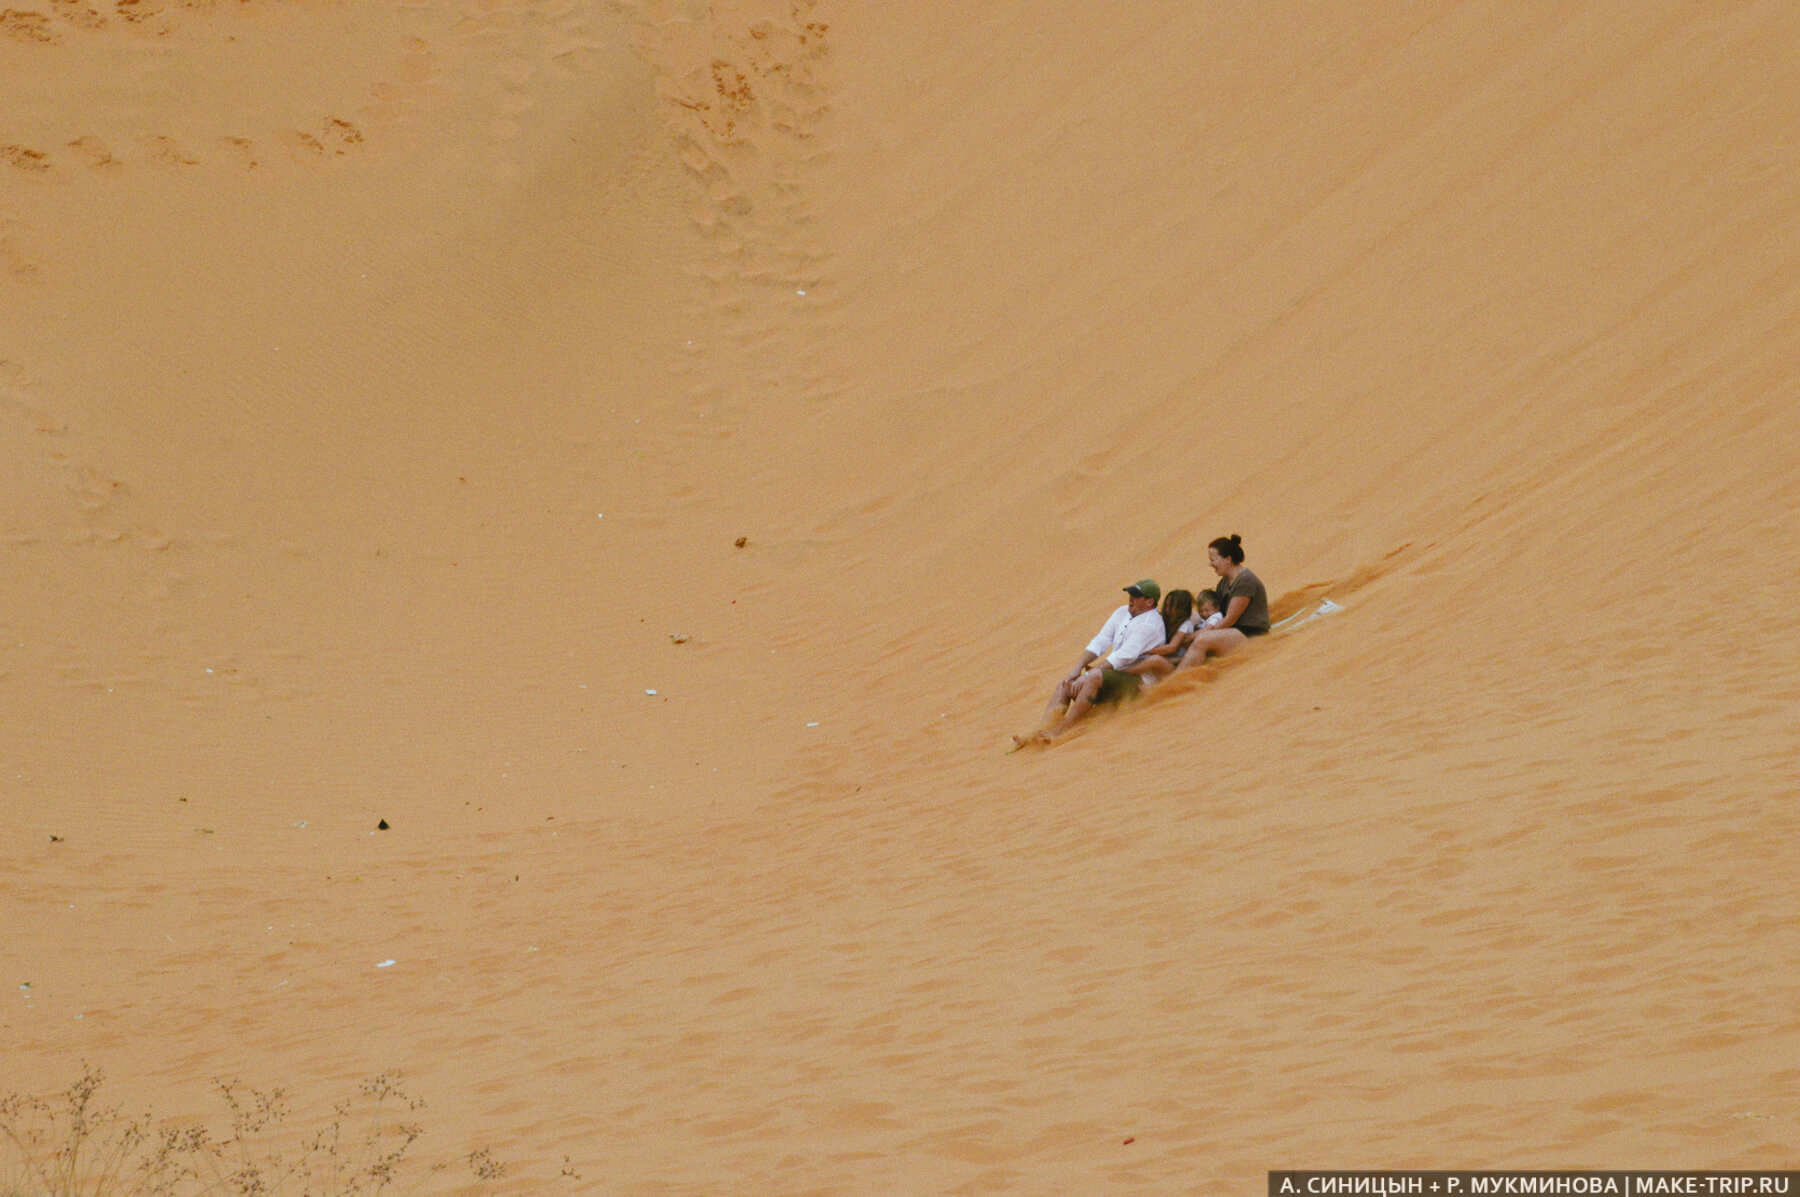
[1,1067,513,1197]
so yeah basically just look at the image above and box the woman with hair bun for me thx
[1174,534,1270,671]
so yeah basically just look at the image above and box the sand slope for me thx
[5,1,1798,1192]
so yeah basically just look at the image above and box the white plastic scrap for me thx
[1272,597,1347,632]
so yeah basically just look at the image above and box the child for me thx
[1140,590,1225,684]
[1158,589,1194,644]
[1138,589,1197,682]
[1192,589,1225,631]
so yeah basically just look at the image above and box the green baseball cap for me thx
[1124,578,1161,602]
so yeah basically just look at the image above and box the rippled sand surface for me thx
[5,3,1798,1192]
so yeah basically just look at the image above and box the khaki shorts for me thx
[1094,668,1143,705]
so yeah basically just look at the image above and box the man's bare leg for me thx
[1015,674,1080,747]
[1043,670,1104,738]
[1041,675,1078,725]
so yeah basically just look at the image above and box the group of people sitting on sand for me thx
[1016,534,1269,745]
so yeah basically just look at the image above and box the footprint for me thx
[0,365,66,432]
[286,117,363,159]
[632,0,831,266]
[143,135,199,167]
[323,117,363,152]
[66,136,118,167]
[1,362,169,547]
[1,145,51,172]
[712,59,754,114]
[288,130,327,157]
[0,9,59,42]
[218,136,259,170]
[392,43,435,85]
[111,0,163,25]
[0,229,37,278]
[50,2,107,32]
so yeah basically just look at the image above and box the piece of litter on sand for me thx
[645,689,658,695]
[376,960,395,968]
[668,633,689,644]
[806,722,819,727]
[597,513,603,519]
[1272,596,1346,632]
[272,980,289,989]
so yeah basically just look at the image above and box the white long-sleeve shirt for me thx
[1085,605,1167,669]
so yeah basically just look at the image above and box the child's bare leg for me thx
[1136,657,1173,683]
[1175,628,1246,671]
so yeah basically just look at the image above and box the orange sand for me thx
[5,1,1798,1192]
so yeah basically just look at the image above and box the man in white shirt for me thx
[1015,579,1167,745]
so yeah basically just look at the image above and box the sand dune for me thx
[5,1,1798,1192]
